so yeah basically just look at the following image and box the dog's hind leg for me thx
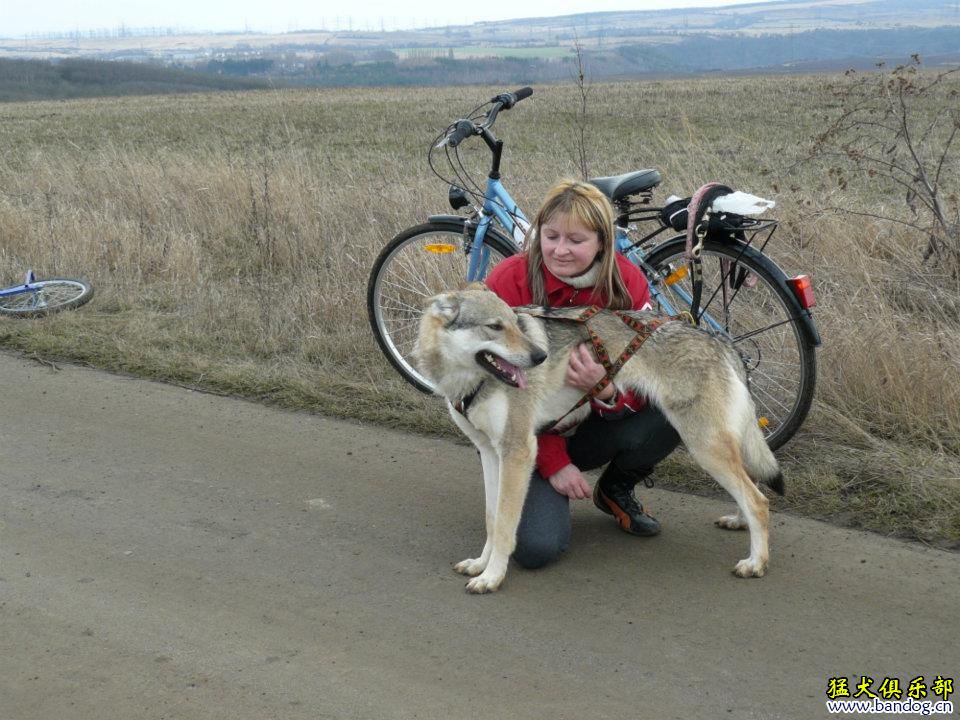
[465,434,536,594]
[454,442,499,578]
[685,431,770,578]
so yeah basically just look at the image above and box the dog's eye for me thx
[486,322,504,331]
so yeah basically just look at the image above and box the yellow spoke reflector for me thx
[423,242,457,254]
[665,265,689,285]
[758,417,770,428]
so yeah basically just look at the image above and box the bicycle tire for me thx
[644,237,817,450]
[367,220,518,393]
[0,278,94,318]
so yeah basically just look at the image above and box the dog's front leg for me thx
[454,443,499,578]
[465,434,536,594]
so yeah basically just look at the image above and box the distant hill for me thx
[602,26,960,73]
[469,0,960,37]
[0,58,268,102]
[1,0,958,98]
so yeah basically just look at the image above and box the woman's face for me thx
[539,212,602,279]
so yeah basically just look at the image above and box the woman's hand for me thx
[565,343,615,401]
[548,464,593,500]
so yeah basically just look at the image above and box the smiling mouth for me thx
[475,351,528,389]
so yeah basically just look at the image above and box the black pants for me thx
[513,404,680,569]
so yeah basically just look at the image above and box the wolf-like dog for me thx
[415,286,783,594]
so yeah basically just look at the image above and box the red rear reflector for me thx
[788,275,816,309]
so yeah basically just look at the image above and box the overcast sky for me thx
[2,0,780,37]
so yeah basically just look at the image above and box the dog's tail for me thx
[740,416,785,496]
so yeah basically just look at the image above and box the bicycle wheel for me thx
[367,220,518,393]
[0,278,94,318]
[644,237,816,450]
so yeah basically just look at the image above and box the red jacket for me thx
[485,254,652,478]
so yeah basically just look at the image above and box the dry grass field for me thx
[1,75,958,546]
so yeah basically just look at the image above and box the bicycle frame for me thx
[465,176,529,282]
[613,227,690,321]
[0,270,39,298]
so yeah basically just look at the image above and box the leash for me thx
[685,183,733,324]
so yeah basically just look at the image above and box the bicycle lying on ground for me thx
[0,270,94,317]
[367,87,820,450]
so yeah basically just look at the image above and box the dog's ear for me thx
[458,281,489,292]
[428,293,461,326]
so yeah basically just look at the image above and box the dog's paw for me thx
[715,514,748,530]
[454,558,486,577]
[465,571,504,594]
[733,557,767,578]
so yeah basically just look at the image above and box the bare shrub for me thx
[810,57,960,274]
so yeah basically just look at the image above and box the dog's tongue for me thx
[515,367,528,390]
[498,357,528,389]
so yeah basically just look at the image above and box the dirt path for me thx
[0,351,956,719]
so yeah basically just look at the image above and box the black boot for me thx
[592,464,661,537]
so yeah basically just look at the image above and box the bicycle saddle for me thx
[588,170,662,201]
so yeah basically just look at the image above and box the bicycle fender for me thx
[730,241,822,347]
[426,214,468,225]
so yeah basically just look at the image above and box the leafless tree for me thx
[571,36,591,179]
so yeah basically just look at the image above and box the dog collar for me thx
[454,382,484,417]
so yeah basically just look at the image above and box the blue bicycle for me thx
[367,88,820,450]
[0,270,93,318]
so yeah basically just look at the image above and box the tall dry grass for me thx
[0,77,958,544]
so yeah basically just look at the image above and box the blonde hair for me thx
[525,179,633,310]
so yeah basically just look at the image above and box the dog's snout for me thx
[530,347,548,366]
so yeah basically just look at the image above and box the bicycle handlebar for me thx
[446,119,477,148]
[441,87,534,147]
[492,86,533,109]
